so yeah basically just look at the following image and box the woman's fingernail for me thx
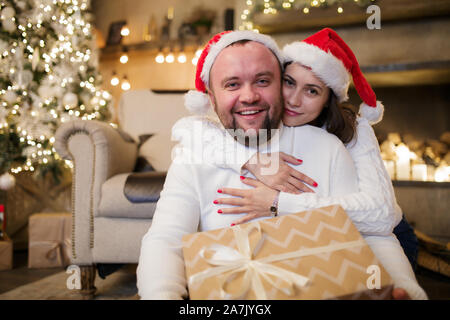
[313,182,318,187]
[213,200,219,204]
[218,209,222,214]
[297,159,303,163]
[230,223,235,227]
[217,189,222,193]
[240,176,245,180]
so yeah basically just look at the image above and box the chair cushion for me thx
[97,173,162,219]
[117,90,217,171]
[138,131,177,172]
[118,90,190,172]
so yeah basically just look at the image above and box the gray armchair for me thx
[54,90,190,298]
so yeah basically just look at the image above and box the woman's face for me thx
[282,63,330,127]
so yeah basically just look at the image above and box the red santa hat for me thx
[283,28,384,124]
[185,30,284,114]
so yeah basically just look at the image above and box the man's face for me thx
[208,41,283,141]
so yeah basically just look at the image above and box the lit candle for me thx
[412,164,427,181]
[395,144,411,180]
[434,165,449,182]
[427,165,435,181]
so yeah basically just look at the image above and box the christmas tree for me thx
[0,0,111,190]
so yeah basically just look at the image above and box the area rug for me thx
[0,267,139,300]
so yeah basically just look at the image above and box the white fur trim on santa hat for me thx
[360,100,384,125]
[283,42,350,103]
[184,90,211,114]
[200,31,283,88]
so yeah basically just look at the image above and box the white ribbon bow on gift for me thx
[189,222,366,300]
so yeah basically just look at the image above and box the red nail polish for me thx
[313,182,318,187]
[213,200,219,204]
[218,209,222,214]
[230,223,235,227]
[240,176,245,180]
[217,189,222,193]
[297,159,303,163]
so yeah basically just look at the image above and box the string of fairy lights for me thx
[238,0,376,31]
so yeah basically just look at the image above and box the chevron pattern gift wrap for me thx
[182,205,394,300]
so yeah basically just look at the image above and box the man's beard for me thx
[212,95,283,147]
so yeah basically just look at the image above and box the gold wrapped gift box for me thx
[28,213,72,269]
[182,205,394,300]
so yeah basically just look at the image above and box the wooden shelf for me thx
[393,180,450,188]
[362,60,450,87]
[100,37,204,61]
[362,60,450,73]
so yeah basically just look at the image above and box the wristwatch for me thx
[270,192,280,217]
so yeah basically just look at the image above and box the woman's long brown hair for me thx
[310,92,357,145]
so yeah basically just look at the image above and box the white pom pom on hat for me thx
[184,90,210,115]
[184,30,284,114]
[360,101,384,125]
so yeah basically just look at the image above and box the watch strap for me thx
[270,191,280,217]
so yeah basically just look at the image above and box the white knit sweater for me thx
[171,115,403,236]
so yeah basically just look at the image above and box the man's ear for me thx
[206,89,215,108]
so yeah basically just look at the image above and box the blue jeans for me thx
[393,215,418,271]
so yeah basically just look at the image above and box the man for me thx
[136,31,420,300]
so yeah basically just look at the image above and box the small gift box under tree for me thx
[28,213,72,269]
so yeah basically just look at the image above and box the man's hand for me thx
[244,152,318,194]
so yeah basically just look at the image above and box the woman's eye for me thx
[283,78,294,86]
[307,88,318,95]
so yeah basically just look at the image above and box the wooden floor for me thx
[1,250,449,299]
[0,250,63,295]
